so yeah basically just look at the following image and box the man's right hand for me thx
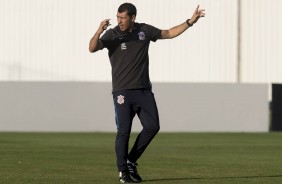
[97,19,111,34]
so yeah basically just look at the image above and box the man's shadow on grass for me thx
[144,174,282,182]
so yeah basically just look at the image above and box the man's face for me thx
[117,11,135,32]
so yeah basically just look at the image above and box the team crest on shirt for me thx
[138,31,145,40]
[117,95,125,104]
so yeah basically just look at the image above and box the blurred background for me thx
[0,0,281,132]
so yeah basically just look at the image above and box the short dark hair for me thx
[118,3,137,17]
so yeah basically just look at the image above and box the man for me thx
[89,3,205,183]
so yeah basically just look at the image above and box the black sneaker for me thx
[127,162,142,182]
[119,170,138,183]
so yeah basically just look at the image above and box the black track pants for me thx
[112,88,160,172]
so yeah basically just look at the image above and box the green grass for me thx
[1,132,282,184]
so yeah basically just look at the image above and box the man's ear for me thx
[131,15,136,22]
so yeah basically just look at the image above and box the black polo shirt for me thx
[99,23,161,91]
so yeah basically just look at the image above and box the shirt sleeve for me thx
[100,29,113,49]
[144,24,161,42]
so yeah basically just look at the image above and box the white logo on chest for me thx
[121,43,127,50]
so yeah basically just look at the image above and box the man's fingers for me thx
[105,19,111,24]
[199,9,206,17]
[194,5,200,14]
[103,19,111,25]
[194,5,206,17]
[102,19,111,30]
[102,24,109,30]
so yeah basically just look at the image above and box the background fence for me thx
[0,0,281,83]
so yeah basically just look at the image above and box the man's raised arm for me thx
[89,19,111,53]
[160,5,205,39]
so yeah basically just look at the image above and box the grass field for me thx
[1,132,282,184]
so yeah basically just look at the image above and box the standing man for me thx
[89,3,205,183]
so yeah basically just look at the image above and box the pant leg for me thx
[128,88,160,163]
[113,91,135,171]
